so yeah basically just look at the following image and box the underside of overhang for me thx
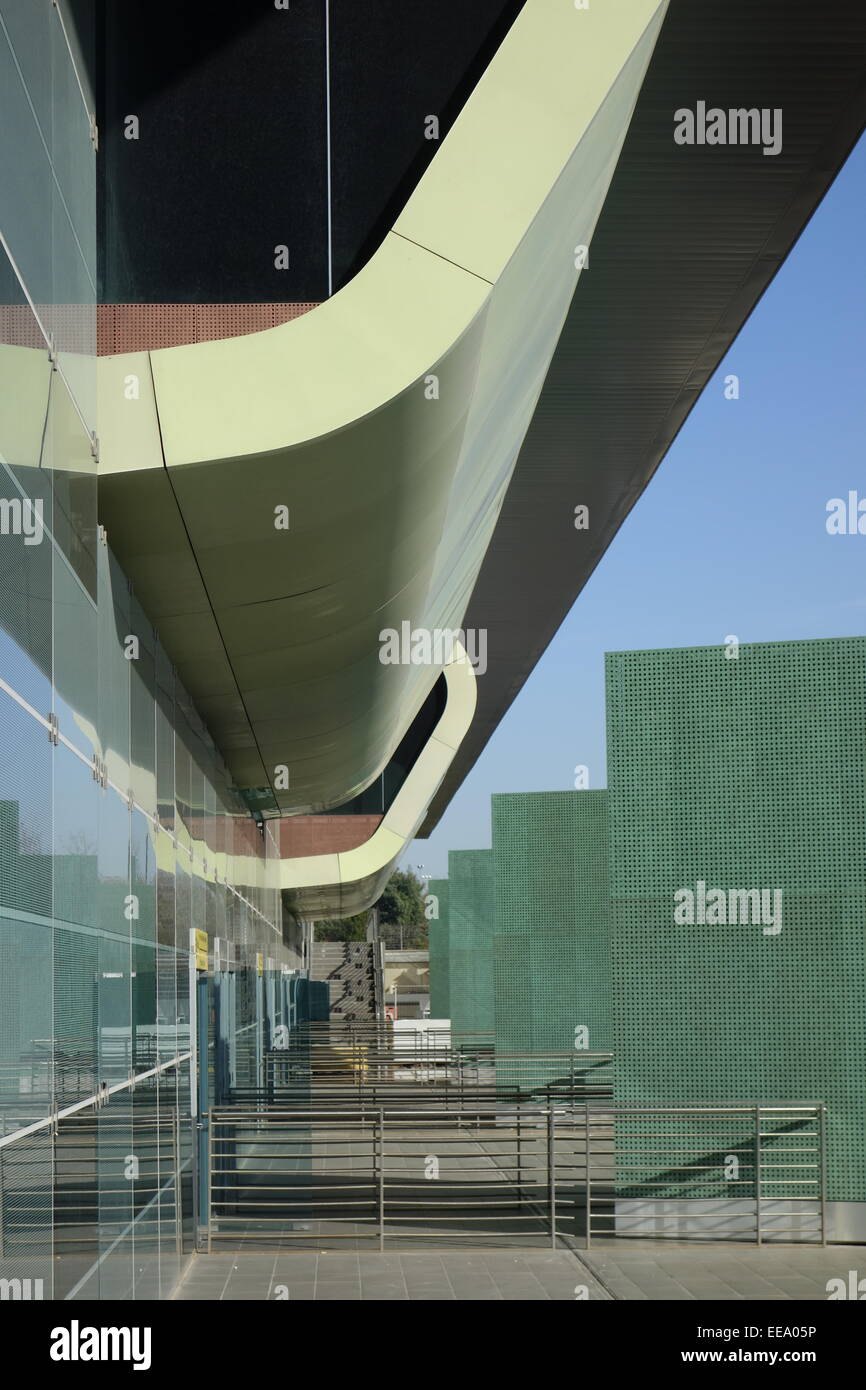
[281,645,476,920]
[96,0,668,820]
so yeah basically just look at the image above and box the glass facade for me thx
[0,0,303,1301]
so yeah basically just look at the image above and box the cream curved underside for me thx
[282,644,477,918]
[96,0,668,818]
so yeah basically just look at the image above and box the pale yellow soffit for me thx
[281,645,477,912]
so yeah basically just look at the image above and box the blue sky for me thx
[407,131,866,881]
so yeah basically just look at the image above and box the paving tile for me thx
[448,1289,504,1300]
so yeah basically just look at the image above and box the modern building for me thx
[2,0,866,1299]
[433,636,866,1241]
[606,637,866,1242]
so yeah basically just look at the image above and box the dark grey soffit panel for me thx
[419,0,866,835]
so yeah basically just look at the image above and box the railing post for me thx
[174,1107,183,1255]
[548,1106,557,1250]
[206,1115,213,1254]
[584,1103,591,1249]
[516,1108,523,1208]
[819,1104,827,1247]
[754,1105,762,1246]
[378,1108,385,1252]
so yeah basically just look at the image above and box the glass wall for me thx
[0,0,301,1301]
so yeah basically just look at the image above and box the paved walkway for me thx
[174,1243,858,1300]
[581,1243,857,1300]
[173,1249,609,1300]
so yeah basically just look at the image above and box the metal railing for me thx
[228,1043,614,1111]
[206,1100,825,1251]
[577,1103,825,1246]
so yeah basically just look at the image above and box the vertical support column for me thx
[196,974,210,1250]
[206,1113,213,1255]
[516,1108,523,1210]
[754,1105,762,1246]
[50,1109,57,1292]
[0,1131,5,1259]
[378,1108,385,1252]
[548,1107,557,1250]
[255,964,265,1097]
[819,1104,827,1248]
[174,1107,183,1255]
[228,971,237,1092]
[585,1104,592,1249]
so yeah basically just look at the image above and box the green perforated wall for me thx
[606,637,866,1202]
[426,878,450,1018]
[492,791,611,1073]
[447,850,495,1037]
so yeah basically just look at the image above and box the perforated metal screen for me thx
[606,638,866,1203]
[426,878,450,1018]
[492,791,612,1072]
[446,850,495,1037]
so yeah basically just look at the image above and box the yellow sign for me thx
[256,952,264,976]
[194,929,209,971]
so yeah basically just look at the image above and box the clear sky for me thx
[406,131,866,882]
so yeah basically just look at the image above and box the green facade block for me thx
[426,878,450,1018]
[606,637,866,1203]
[447,849,495,1038]
[492,791,612,1081]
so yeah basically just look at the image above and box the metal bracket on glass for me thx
[92,755,108,789]
[89,114,99,151]
[98,524,108,546]
[47,712,59,745]
[90,431,99,463]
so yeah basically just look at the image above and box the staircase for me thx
[311,941,380,1020]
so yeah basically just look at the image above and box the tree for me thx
[314,911,369,942]
[311,869,428,941]
[376,868,426,926]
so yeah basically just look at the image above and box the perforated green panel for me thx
[426,878,450,1018]
[446,850,495,1037]
[492,791,611,1074]
[606,637,866,1202]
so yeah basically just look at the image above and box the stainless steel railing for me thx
[206,1100,825,1251]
